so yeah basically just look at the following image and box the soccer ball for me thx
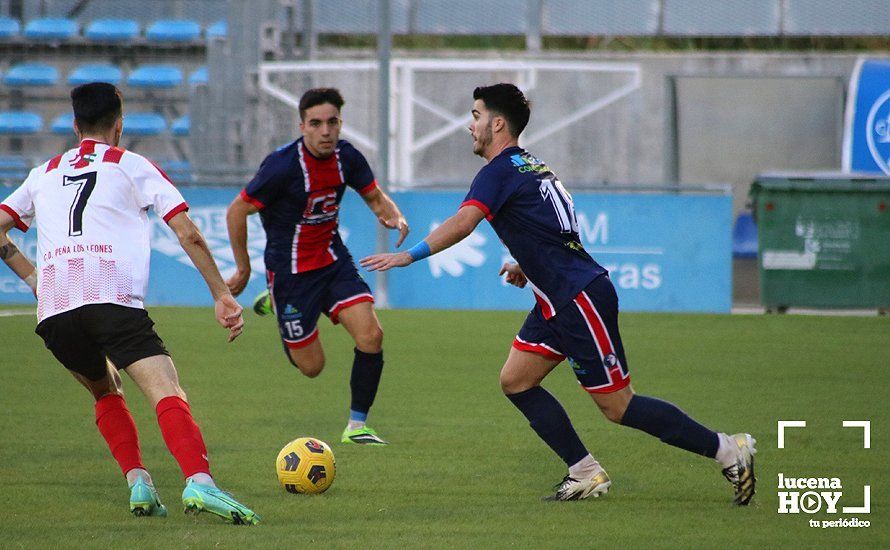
[276,437,336,494]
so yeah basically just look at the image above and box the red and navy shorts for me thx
[513,274,631,394]
[267,255,374,351]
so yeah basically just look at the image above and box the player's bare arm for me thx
[168,211,244,342]
[361,187,410,247]
[499,262,527,288]
[361,204,485,272]
[225,197,259,296]
[0,211,37,296]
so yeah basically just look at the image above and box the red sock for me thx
[155,396,211,479]
[95,394,144,476]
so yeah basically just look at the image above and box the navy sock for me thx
[349,348,383,416]
[506,386,589,467]
[620,394,718,457]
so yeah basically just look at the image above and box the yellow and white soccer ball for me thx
[276,437,336,494]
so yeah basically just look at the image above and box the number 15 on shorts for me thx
[282,319,304,339]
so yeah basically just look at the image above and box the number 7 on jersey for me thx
[63,171,97,237]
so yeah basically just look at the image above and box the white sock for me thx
[568,454,600,479]
[187,473,216,487]
[126,468,152,487]
[347,419,366,431]
[715,433,738,468]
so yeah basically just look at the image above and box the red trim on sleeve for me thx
[148,160,175,185]
[102,147,125,164]
[461,199,494,221]
[162,202,189,224]
[239,189,266,210]
[0,204,28,232]
[45,154,63,173]
[357,179,379,196]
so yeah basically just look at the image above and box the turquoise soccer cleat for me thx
[129,478,168,517]
[182,481,260,525]
[341,425,388,445]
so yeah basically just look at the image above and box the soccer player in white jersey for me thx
[0,83,259,524]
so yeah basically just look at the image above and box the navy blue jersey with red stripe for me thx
[462,146,606,318]
[240,138,378,274]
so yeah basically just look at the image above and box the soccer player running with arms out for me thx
[362,83,756,504]
[227,88,408,446]
[0,83,258,524]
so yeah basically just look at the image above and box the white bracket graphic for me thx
[842,420,871,449]
[777,420,807,449]
[842,485,871,514]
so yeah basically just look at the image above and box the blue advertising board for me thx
[386,190,731,313]
[0,187,379,308]
[1,186,730,313]
[843,58,890,174]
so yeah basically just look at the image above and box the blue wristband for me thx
[407,240,431,262]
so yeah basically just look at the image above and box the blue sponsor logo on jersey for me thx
[512,152,549,173]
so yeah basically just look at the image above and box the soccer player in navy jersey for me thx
[362,83,756,503]
[227,88,408,445]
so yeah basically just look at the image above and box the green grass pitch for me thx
[0,307,887,547]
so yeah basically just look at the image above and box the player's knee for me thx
[354,325,383,353]
[600,404,625,424]
[500,369,532,395]
[299,362,324,378]
[287,350,325,378]
[595,397,630,424]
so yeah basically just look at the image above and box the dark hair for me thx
[299,88,345,120]
[473,83,530,138]
[71,82,123,133]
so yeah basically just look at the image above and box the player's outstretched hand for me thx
[215,293,245,342]
[226,266,250,297]
[378,215,410,248]
[499,262,527,288]
[360,251,413,272]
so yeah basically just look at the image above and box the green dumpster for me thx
[750,173,890,311]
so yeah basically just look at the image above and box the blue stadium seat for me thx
[206,20,227,38]
[188,66,208,86]
[51,113,75,135]
[85,19,139,42]
[161,160,193,182]
[146,19,201,42]
[0,111,43,134]
[171,115,190,136]
[123,112,166,136]
[732,212,758,259]
[68,64,123,86]
[127,65,183,89]
[3,63,60,87]
[23,18,78,41]
[0,17,21,39]
[0,155,30,179]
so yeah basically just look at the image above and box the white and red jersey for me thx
[0,139,188,322]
